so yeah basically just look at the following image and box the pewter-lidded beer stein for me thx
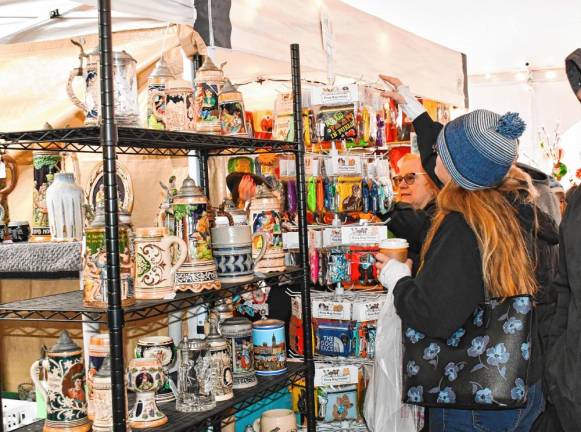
[176,337,216,412]
[146,57,175,130]
[67,44,139,127]
[207,315,234,401]
[193,56,225,133]
[221,317,257,389]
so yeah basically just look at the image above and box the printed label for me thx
[314,365,359,386]
[312,300,352,320]
[311,85,358,106]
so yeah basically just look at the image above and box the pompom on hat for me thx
[436,110,525,190]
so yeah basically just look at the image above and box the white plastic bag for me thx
[364,290,423,431]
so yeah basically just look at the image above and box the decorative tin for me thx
[163,80,195,131]
[126,358,167,429]
[83,205,136,308]
[252,319,287,376]
[146,57,175,130]
[176,337,216,412]
[67,45,139,127]
[173,177,221,292]
[248,185,286,273]
[29,330,91,432]
[221,317,257,389]
[32,150,61,238]
[193,56,225,133]
[219,79,247,136]
[8,221,30,242]
[135,336,177,403]
[87,333,109,420]
[91,356,130,432]
[207,315,234,401]
[134,227,187,299]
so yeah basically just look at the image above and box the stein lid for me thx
[198,55,221,72]
[174,176,207,204]
[112,50,137,65]
[222,316,252,328]
[250,184,280,208]
[96,356,112,378]
[219,78,239,95]
[51,330,81,353]
[149,56,175,80]
[179,337,208,351]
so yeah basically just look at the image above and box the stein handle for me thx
[162,235,188,274]
[252,233,267,265]
[0,154,18,196]
[66,67,88,113]
[30,360,48,403]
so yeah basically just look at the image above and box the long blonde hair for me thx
[421,166,537,298]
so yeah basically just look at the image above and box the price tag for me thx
[315,365,359,386]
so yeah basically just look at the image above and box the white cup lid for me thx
[214,216,230,226]
[380,238,409,249]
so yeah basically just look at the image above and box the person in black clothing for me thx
[376,108,547,431]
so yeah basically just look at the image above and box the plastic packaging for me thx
[363,290,423,431]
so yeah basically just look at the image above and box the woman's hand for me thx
[378,74,426,121]
[379,75,405,103]
[375,252,413,272]
[376,253,413,291]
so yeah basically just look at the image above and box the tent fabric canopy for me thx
[0,0,467,119]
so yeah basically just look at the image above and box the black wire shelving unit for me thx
[0,0,316,430]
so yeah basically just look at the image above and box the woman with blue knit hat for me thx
[376,104,547,430]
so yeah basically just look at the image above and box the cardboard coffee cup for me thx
[380,238,409,262]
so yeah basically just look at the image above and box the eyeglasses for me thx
[392,172,428,187]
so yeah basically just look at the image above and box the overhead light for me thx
[515,72,526,81]
[545,70,557,80]
[484,73,492,79]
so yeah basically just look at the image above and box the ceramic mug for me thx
[253,409,298,432]
[134,227,187,299]
[211,225,267,283]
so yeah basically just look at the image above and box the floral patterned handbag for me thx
[402,294,533,410]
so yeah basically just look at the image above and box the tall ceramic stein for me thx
[134,227,187,299]
[248,185,286,273]
[207,314,234,401]
[87,333,109,420]
[211,217,266,283]
[67,44,139,127]
[146,57,175,130]
[30,330,91,432]
[32,150,61,239]
[221,317,257,389]
[219,79,248,136]
[193,56,225,133]
[173,177,221,292]
[83,205,135,308]
[91,356,130,432]
[162,80,195,131]
[126,358,167,429]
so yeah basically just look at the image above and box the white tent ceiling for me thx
[343,0,581,75]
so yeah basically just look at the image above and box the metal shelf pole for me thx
[97,0,127,430]
[290,43,316,432]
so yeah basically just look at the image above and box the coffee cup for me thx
[379,238,409,262]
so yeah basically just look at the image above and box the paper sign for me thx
[312,300,352,321]
[352,297,387,322]
[322,227,343,247]
[331,155,362,175]
[315,365,359,386]
[342,225,388,245]
[311,85,358,106]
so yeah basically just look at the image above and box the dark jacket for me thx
[393,198,559,387]
[517,162,561,224]
[542,187,581,431]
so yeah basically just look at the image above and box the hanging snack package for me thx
[336,176,363,213]
[348,245,379,290]
[314,363,364,425]
[273,92,294,141]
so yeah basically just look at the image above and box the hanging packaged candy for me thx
[337,177,363,213]
[252,110,273,139]
[273,93,294,141]
[316,105,357,144]
[348,246,379,290]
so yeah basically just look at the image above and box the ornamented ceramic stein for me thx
[252,319,287,376]
[146,57,175,130]
[248,185,286,273]
[67,44,139,127]
[176,337,216,412]
[126,358,167,429]
[173,177,221,292]
[135,336,176,403]
[46,173,84,241]
[207,314,234,401]
[83,205,136,308]
[221,317,257,389]
[32,150,61,239]
[91,356,130,432]
[253,409,298,432]
[211,220,266,283]
[193,56,225,133]
[219,79,248,136]
[133,227,187,299]
[163,80,195,131]
[30,330,91,432]
[87,334,109,420]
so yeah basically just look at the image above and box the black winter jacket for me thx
[543,188,581,431]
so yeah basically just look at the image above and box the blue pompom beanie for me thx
[436,109,525,190]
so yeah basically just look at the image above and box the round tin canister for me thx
[252,319,287,376]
